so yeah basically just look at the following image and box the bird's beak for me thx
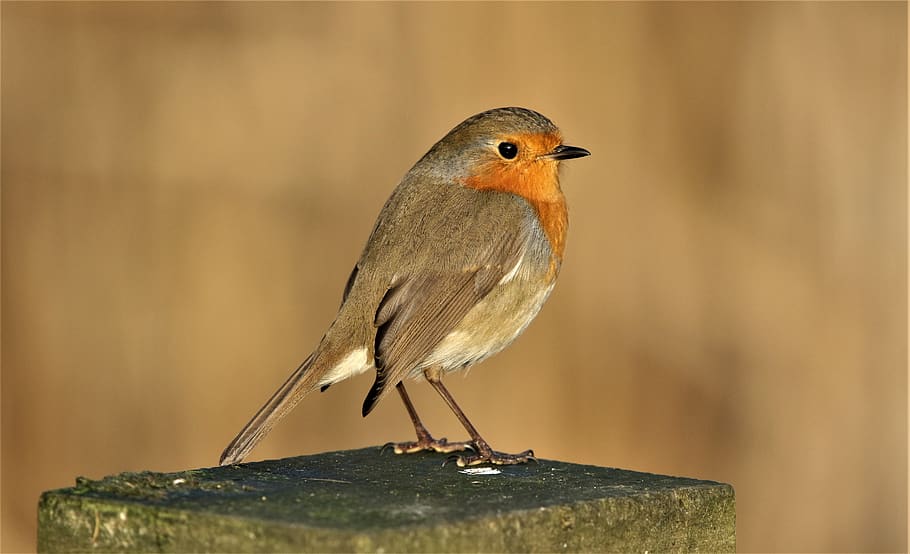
[541,144,591,160]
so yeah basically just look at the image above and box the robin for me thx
[220,107,589,467]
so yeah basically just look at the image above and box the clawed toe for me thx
[383,437,475,455]
[389,381,536,469]
[443,448,537,467]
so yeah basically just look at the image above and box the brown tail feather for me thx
[219,352,319,466]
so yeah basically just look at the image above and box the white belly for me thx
[420,280,556,373]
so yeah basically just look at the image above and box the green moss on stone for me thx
[38,447,735,552]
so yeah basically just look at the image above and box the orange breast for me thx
[463,158,568,262]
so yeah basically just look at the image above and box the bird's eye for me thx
[497,142,518,160]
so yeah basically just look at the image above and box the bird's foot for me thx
[382,437,475,455]
[445,448,537,467]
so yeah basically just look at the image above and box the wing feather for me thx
[360,206,528,416]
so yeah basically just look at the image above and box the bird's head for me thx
[417,107,590,202]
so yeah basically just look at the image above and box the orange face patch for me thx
[462,132,569,261]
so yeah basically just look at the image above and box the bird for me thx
[219,107,589,467]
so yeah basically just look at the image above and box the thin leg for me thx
[384,382,473,454]
[424,367,535,467]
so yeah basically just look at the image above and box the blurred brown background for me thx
[2,2,906,552]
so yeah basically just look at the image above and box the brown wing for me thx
[360,214,528,416]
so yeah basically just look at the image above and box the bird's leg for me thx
[384,381,474,454]
[424,368,536,467]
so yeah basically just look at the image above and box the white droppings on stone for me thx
[458,467,502,476]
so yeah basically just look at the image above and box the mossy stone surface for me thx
[38,447,735,552]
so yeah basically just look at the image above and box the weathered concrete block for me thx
[38,447,735,552]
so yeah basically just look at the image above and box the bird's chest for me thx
[422,254,559,373]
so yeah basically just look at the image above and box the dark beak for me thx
[542,144,591,160]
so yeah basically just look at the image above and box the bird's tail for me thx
[219,352,321,466]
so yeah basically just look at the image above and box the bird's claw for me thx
[443,449,537,467]
[383,437,475,455]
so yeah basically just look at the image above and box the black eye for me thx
[498,142,518,159]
